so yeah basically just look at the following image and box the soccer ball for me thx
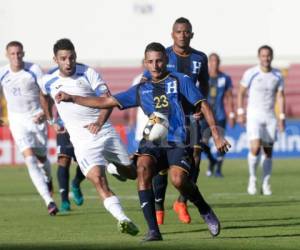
[143,112,169,142]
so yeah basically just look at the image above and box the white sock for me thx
[38,159,52,183]
[262,157,272,185]
[248,152,259,178]
[103,195,130,222]
[25,156,53,206]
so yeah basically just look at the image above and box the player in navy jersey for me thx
[55,42,230,241]
[143,17,209,225]
[202,53,235,177]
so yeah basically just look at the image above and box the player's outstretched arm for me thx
[198,101,231,153]
[237,84,247,125]
[276,90,286,132]
[55,91,118,109]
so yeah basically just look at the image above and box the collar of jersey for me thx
[172,46,191,58]
[151,73,170,83]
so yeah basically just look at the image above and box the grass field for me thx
[0,159,299,250]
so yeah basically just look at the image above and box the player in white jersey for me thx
[38,38,138,236]
[237,45,285,195]
[0,41,58,215]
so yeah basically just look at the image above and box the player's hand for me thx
[193,111,204,121]
[278,119,285,132]
[33,112,46,124]
[237,114,246,126]
[53,123,66,134]
[213,137,231,154]
[84,122,103,134]
[55,91,74,104]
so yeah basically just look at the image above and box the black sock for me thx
[152,173,168,211]
[185,183,210,215]
[72,165,85,188]
[201,143,215,162]
[57,165,70,202]
[138,189,160,233]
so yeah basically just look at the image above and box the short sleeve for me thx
[179,75,205,106]
[85,67,106,91]
[240,69,253,88]
[113,85,139,110]
[225,75,233,91]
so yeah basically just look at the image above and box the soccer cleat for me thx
[262,183,272,195]
[201,208,221,237]
[173,201,191,224]
[118,220,139,236]
[47,202,59,216]
[107,163,127,182]
[206,170,213,177]
[247,176,257,195]
[71,185,84,206]
[156,210,165,225]
[207,158,217,177]
[142,230,163,242]
[214,171,224,178]
[60,201,71,212]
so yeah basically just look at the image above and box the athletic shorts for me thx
[9,114,47,157]
[57,132,76,161]
[72,127,131,176]
[137,139,192,175]
[246,115,277,144]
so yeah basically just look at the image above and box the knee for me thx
[170,171,186,190]
[58,156,71,167]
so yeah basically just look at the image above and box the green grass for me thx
[0,159,300,250]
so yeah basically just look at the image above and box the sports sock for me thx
[152,173,168,211]
[72,165,85,188]
[38,159,52,183]
[57,165,70,202]
[25,155,53,206]
[262,157,272,185]
[182,182,210,215]
[201,143,215,162]
[215,152,224,174]
[138,189,160,233]
[248,152,259,177]
[103,195,129,221]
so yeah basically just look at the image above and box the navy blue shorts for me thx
[56,132,76,161]
[137,139,192,175]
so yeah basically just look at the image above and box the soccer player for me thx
[146,17,209,225]
[0,41,58,215]
[52,115,85,212]
[55,42,231,241]
[39,38,139,236]
[202,53,235,177]
[237,45,285,195]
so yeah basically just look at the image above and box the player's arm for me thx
[196,101,230,153]
[276,89,286,132]
[40,91,55,123]
[55,92,118,108]
[237,84,247,125]
[225,88,235,127]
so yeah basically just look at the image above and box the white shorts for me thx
[246,115,277,144]
[72,127,131,176]
[9,114,48,156]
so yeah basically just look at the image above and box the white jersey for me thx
[240,65,284,118]
[0,62,44,117]
[131,73,148,142]
[38,64,112,146]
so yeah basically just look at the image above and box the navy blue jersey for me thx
[208,72,232,121]
[114,72,205,143]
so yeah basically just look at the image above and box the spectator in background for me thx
[202,53,235,177]
[237,45,285,195]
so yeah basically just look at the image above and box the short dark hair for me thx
[53,38,75,55]
[209,53,221,64]
[6,41,23,50]
[258,45,273,56]
[144,42,166,55]
[174,17,192,31]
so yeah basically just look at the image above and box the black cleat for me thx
[47,202,59,216]
[142,230,163,242]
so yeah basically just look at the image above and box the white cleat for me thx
[262,184,272,195]
[247,176,257,195]
[206,170,212,177]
